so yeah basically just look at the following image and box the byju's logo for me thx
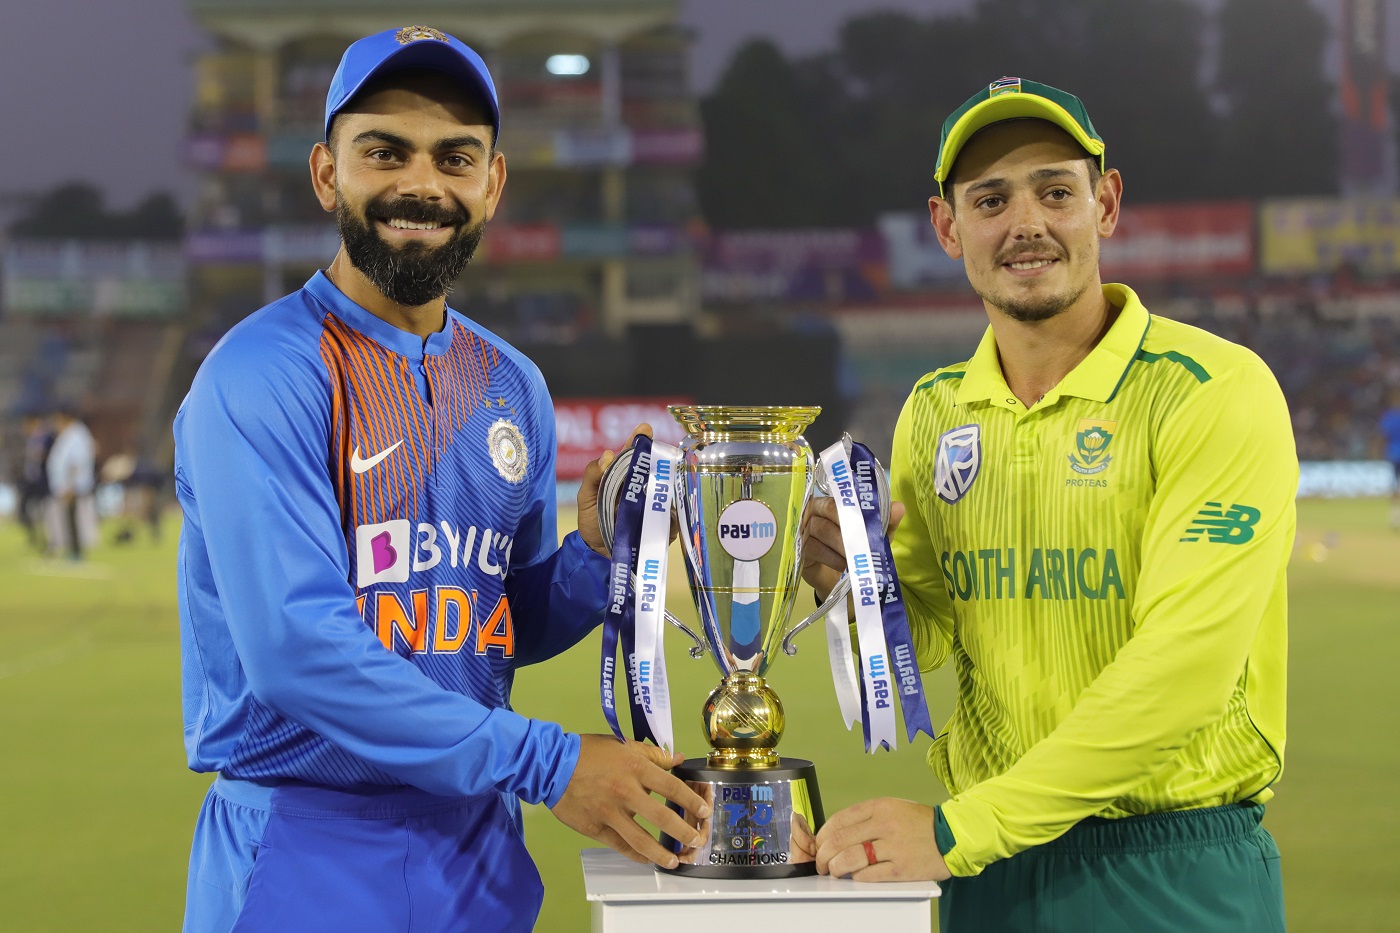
[356,520,411,586]
[1180,502,1261,544]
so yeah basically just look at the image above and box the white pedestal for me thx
[581,848,940,933]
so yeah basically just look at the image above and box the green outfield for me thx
[0,498,1396,931]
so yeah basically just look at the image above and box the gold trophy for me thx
[599,406,872,878]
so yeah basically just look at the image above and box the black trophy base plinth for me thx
[658,756,824,879]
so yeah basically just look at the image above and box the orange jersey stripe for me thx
[360,336,414,515]
[330,317,393,524]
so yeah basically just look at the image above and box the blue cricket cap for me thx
[325,26,500,143]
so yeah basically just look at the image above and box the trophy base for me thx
[658,757,824,879]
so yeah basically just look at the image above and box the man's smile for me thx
[1003,255,1061,277]
[377,217,455,240]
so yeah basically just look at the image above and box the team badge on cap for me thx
[934,424,981,504]
[988,76,1022,97]
[396,25,448,44]
[488,419,528,484]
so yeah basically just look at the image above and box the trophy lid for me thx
[669,405,820,437]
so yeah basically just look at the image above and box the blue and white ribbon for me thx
[601,437,657,744]
[632,441,679,753]
[823,598,863,731]
[849,442,935,744]
[819,440,935,751]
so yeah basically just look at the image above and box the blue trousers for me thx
[184,776,543,933]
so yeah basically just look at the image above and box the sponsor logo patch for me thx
[716,499,777,560]
[350,439,403,475]
[1180,502,1261,544]
[356,519,411,586]
[934,424,981,504]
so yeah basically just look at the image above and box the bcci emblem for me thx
[934,424,981,504]
[1068,419,1116,475]
[395,25,448,44]
[488,419,528,484]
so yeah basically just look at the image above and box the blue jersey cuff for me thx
[560,528,609,570]
[542,731,582,809]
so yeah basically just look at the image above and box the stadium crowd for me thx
[1193,300,1400,462]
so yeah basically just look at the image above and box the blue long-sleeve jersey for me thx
[175,271,609,808]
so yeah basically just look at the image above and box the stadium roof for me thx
[187,0,682,46]
[189,0,675,11]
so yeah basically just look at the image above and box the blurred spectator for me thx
[17,414,55,551]
[843,293,1400,468]
[1172,302,1400,464]
[1379,389,1400,530]
[105,453,166,544]
[45,406,98,561]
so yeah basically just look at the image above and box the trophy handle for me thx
[595,443,708,660]
[781,574,851,656]
[665,611,707,658]
[594,442,638,555]
[781,434,893,657]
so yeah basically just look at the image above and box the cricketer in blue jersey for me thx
[175,27,708,933]
[1380,389,1400,530]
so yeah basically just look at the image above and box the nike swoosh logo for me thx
[350,440,403,474]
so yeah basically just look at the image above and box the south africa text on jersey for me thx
[940,547,1126,602]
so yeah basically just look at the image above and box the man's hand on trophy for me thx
[789,812,817,865]
[578,423,655,557]
[812,797,951,882]
[676,782,716,864]
[550,735,710,869]
[800,498,906,601]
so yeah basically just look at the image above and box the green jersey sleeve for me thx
[937,360,1296,877]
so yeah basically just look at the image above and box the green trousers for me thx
[938,803,1285,933]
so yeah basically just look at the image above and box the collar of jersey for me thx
[304,270,456,360]
[957,283,1150,409]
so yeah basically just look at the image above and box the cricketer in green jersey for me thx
[798,78,1294,932]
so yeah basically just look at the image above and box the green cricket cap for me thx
[935,77,1105,196]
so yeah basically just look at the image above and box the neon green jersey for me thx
[891,284,1295,878]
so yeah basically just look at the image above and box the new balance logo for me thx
[351,440,403,474]
[1180,502,1260,544]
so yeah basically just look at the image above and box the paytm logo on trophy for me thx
[596,405,930,879]
[717,499,777,561]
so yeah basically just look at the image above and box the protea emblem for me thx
[1069,419,1117,475]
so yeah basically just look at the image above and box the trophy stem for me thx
[703,671,786,769]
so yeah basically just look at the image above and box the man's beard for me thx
[976,277,1092,323]
[974,243,1090,323]
[337,192,485,307]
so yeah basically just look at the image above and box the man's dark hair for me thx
[327,68,497,155]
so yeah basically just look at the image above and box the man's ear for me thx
[310,142,337,213]
[929,195,963,260]
[1095,168,1123,239]
[482,150,507,222]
